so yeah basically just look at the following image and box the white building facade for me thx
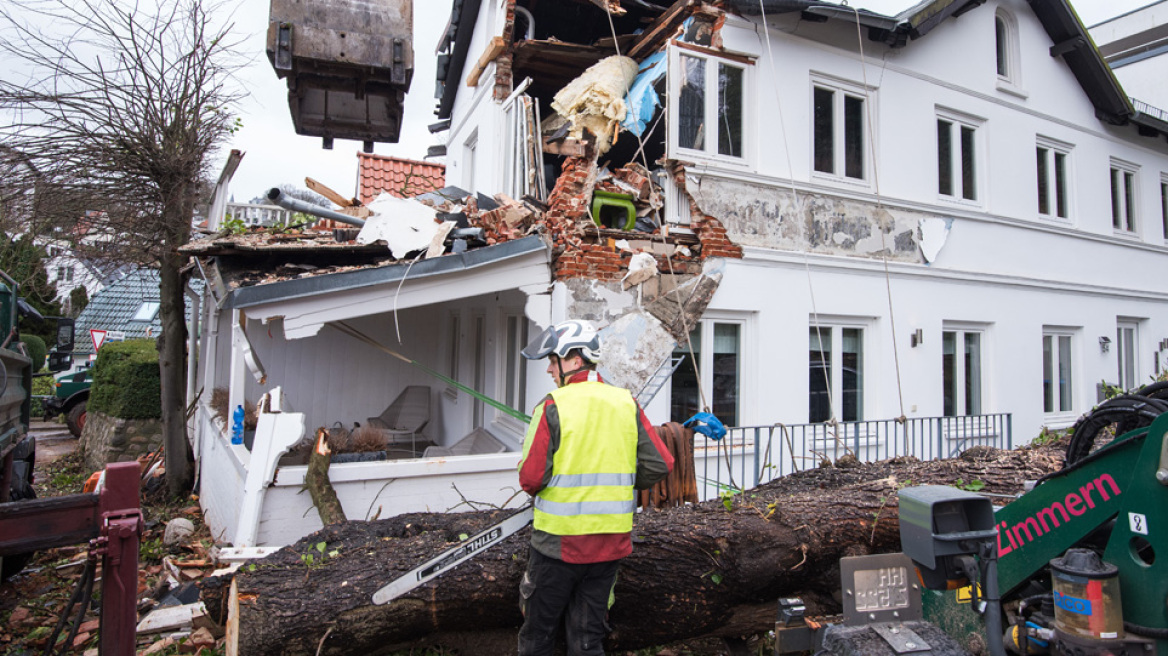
[436,0,1168,445]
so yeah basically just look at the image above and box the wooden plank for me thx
[673,39,755,65]
[627,0,697,59]
[0,493,99,555]
[305,177,358,208]
[465,36,507,87]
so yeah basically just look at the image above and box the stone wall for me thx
[80,410,162,472]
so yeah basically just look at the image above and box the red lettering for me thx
[1094,473,1120,501]
[1080,481,1097,509]
[1005,521,1019,550]
[997,521,1012,556]
[1066,493,1084,516]
[1016,517,1042,542]
[1036,504,1067,531]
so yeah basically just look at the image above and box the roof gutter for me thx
[437,0,484,121]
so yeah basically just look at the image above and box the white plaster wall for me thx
[699,256,1168,440]
[1112,58,1168,114]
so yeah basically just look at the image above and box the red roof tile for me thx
[357,153,446,205]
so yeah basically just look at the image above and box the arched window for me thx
[994,9,1020,88]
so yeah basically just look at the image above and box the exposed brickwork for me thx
[669,165,744,260]
[494,0,516,102]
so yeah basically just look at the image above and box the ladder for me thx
[635,355,685,407]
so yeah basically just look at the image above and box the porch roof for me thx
[227,236,551,339]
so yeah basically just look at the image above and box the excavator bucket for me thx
[266,0,414,149]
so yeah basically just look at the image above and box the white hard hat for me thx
[521,320,601,363]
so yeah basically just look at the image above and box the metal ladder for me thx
[635,355,685,407]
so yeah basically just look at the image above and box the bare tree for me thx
[0,0,243,495]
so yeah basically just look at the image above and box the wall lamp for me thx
[911,328,924,348]
[1099,336,1111,353]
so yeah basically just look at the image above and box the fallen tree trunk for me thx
[223,445,1063,656]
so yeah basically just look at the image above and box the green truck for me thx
[41,364,92,437]
[0,270,74,579]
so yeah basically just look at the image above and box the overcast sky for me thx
[219,0,1157,204]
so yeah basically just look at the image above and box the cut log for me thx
[225,445,1063,656]
[305,428,346,527]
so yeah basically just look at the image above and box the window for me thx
[671,319,745,427]
[994,10,1021,88]
[1110,160,1138,233]
[812,79,867,182]
[1042,330,1074,415]
[672,48,747,160]
[502,314,528,416]
[1160,175,1167,240]
[130,301,160,322]
[809,324,864,423]
[937,112,981,202]
[1036,139,1070,219]
[943,328,983,416]
[463,130,479,194]
[1117,321,1138,390]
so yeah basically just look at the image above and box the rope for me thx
[329,321,531,423]
[755,1,836,422]
[849,7,908,436]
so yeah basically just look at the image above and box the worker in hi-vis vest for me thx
[517,319,674,656]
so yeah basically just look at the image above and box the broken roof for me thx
[439,0,1168,140]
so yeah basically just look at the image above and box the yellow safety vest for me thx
[532,381,639,536]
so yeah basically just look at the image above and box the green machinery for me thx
[776,388,1168,655]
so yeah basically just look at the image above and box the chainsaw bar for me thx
[372,506,534,605]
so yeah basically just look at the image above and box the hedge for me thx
[89,339,161,419]
[20,334,45,373]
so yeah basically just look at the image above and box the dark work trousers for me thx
[518,549,620,656]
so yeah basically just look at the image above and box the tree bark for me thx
[225,446,1063,656]
[159,246,192,497]
[306,429,347,526]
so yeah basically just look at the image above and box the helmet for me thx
[521,320,601,363]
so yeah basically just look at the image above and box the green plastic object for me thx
[591,190,636,231]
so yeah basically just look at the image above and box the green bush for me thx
[30,373,54,417]
[20,334,46,373]
[89,339,161,419]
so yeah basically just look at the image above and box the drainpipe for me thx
[266,188,366,228]
[514,6,534,41]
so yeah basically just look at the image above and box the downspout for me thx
[514,6,534,41]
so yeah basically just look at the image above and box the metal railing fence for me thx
[693,413,1012,501]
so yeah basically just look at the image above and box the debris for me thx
[357,193,442,257]
[163,518,195,547]
[140,636,177,655]
[622,252,659,290]
[551,55,639,155]
[135,602,206,635]
[621,51,667,137]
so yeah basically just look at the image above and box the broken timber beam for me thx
[305,177,359,208]
[627,0,698,60]
[466,36,507,87]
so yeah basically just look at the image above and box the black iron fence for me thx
[692,413,1012,500]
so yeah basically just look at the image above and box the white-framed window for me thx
[942,325,986,416]
[1159,173,1167,240]
[463,130,479,194]
[1036,137,1071,220]
[1117,320,1139,391]
[811,76,871,183]
[937,109,983,203]
[994,10,1021,90]
[1042,328,1076,417]
[499,313,528,424]
[670,45,749,162]
[808,321,866,423]
[1110,159,1138,233]
[671,316,749,427]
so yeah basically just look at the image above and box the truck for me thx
[0,270,73,580]
[41,363,91,438]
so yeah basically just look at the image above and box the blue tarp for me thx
[621,51,668,138]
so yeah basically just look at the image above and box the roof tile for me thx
[357,153,446,205]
